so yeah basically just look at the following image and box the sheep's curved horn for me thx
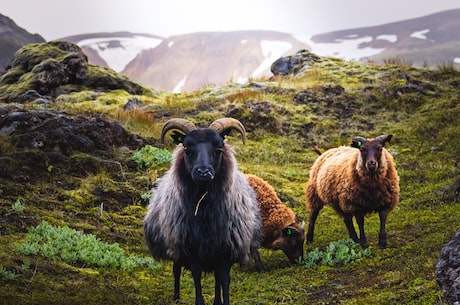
[161,118,198,143]
[209,118,247,144]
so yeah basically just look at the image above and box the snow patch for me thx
[241,39,248,44]
[376,34,398,43]
[173,75,188,93]
[78,35,162,72]
[410,29,430,40]
[237,40,292,83]
[168,41,174,48]
[295,35,385,61]
[454,58,460,64]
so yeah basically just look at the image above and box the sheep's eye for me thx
[184,145,193,154]
[214,148,223,157]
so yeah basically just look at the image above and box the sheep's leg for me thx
[378,209,389,248]
[251,247,266,272]
[191,264,205,305]
[213,261,232,305]
[355,212,368,248]
[343,214,360,244]
[173,262,181,301]
[306,208,320,243]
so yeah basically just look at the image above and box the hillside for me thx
[0,13,45,73]
[0,42,459,304]
[309,8,460,66]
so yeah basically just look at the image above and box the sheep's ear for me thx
[170,131,186,145]
[283,226,302,237]
[351,136,367,148]
[375,134,392,146]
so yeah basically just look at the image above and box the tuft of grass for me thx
[11,198,25,213]
[14,221,160,272]
[301,239,371,268]
[131,145,172,169]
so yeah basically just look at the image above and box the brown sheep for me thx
[305,135,399,248]
[245,174,305,271]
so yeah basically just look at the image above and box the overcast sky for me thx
[2,0,460,40]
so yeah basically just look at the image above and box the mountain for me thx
[0,13,45,73]
[64,30,309,92]
[304,8,460,66]
[60,31,164,72]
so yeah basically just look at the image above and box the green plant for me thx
[0,266,17,281]
[132,145,172,169]
[14,221,160,272]
[11,198,24,213]
[301,239,371,268]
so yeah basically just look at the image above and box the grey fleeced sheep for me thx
[305,135,400,248]
[245,174,304,271]
[143,118,261,305]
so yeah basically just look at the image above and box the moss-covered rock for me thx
[0,41,153,103]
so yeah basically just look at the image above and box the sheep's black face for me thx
[357,141,383,174]
[183,130,224,184]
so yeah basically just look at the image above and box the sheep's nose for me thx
[193,167,215,182]
[367,160,378,172]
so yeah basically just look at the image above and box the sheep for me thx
[245,174,305,271]
[305,134,399,249]
[143,118,261,305]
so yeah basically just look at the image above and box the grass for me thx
[0,52,459,304]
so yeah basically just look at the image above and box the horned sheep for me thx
[245,174,305,271]
[305,134,400,248]
[143,118,261,305]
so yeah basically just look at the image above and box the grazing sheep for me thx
[245,174,305,271]
[305,135,399,248]
[143,118,261,305]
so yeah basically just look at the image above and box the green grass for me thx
[0,52,459,304]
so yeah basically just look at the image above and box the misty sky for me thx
[2,0,460,40]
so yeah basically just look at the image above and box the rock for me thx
[436,230,460,304]
[271,49,321,76]
[123,97,144,110]
[0,41,152,103]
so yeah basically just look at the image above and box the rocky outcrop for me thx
[0,106,145,182]
[0,41,153,103]
[271,50,321,76]
[436,230,460,304]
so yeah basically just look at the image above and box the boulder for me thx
[436,230,460,304]
[0,41,152,103]
[271,49,321,76]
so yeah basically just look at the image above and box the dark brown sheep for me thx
[305,135,400,248]
[246,174,304,271]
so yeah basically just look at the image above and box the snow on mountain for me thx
[61,32,164,72]
[295,34,385,62]
[77,35,162,72]
[305,8,460,66]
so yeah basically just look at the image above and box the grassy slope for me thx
[0,56,459,305]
